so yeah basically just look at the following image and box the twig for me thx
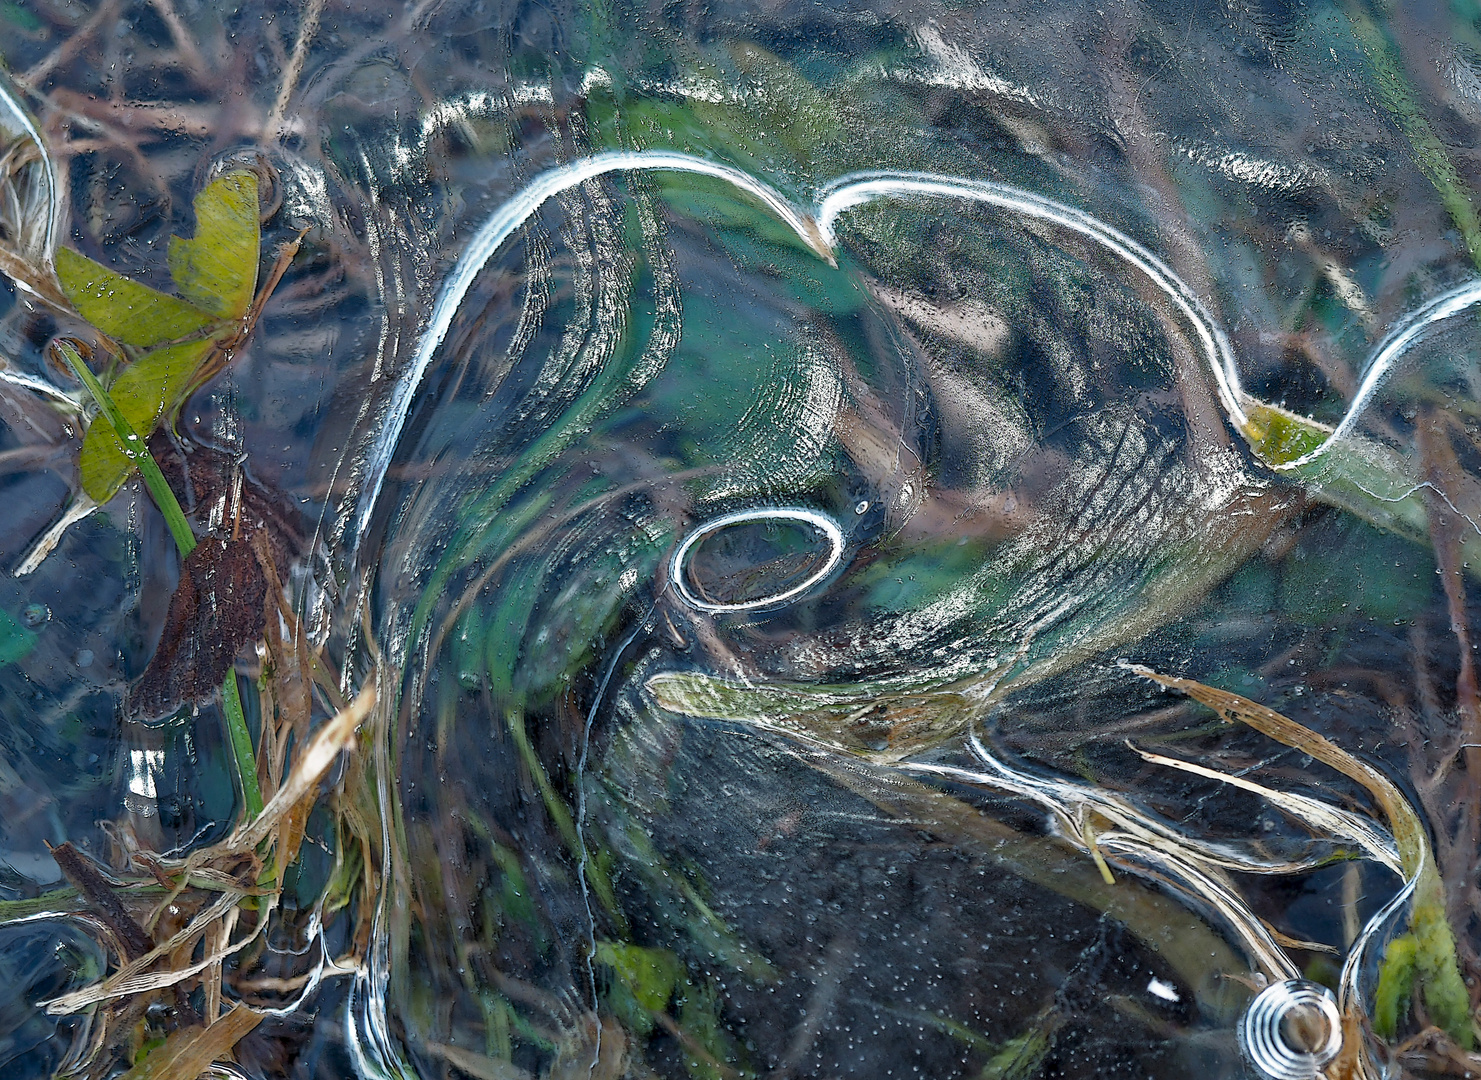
[48,842,155,960]
[226,684,375,854]
[266,0,326,138]
[21,0,120,86]
[145,0,210,85]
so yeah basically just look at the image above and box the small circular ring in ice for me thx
[670,508,844,613]
[1239,979,1343,1080]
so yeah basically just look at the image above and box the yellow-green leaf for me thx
[1241,401,1329,466]
[78,337,214,502]
[1373,933,1417,1039]
[56,247,217,349]
[595,941,682,1014]
[167,171,259,320]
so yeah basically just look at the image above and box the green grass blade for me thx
[1345,3,1481,268]
[221,669,262,820]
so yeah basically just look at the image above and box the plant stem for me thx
[221,669,263,820]
[58,339,262,822]
[54,340,196,558]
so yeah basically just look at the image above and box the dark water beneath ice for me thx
[4,1,1481,1077]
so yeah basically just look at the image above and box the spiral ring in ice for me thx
[1238,979,1343,1080]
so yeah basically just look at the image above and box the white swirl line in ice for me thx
[351,150,825,552]
[351,150,1250,557]
[815,172,1247,430]
[670,507,844,613]
[1282,278,1481,469]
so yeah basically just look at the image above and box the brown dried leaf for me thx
[117,1003,262,1080]
[225,684,374,855]
[1124,664,1425,871]
[148,431,305,570]
[126,536,267,719]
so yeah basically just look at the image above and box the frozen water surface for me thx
[3,2,1481,1078]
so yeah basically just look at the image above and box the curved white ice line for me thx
[351,150,823,552]
[1283,278,1481,470]
[1337,840,1421,1024]
[352,152,1249,555]
[0,77,62,269]
[816,172,1247,429]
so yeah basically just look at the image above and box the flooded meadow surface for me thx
[4,1,1481,1078]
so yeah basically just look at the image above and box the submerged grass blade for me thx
[505,709,625,931]
[222,670,263,821]
[1344,3,1481,268]
[54,340,196,557]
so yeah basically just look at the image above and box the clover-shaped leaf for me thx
[56,170,260,502]
[166,170,260,319]
[55,248,219,348]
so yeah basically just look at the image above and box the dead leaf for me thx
[226,684,374,854]
[127,536,266,719]
[125,433,307,720]
[117,1003,262,1080]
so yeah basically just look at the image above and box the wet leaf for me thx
[1242,401,1329,466]
[1241,401,1439,557]
[59,171,265,502]
[1129,667,1422,872]
[126,536,267,720]
[1374,936,1418,1041]
[676,978,744,1080]
[78,338,215,503]
[981,1021,1054,1080]
[599,942,681,1011]
[57,340,197,554]
[167,171,260,320]
[225,685,374,855]
[596,941,681,1036]
[56,247,217,350]
[646,669,975,761]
